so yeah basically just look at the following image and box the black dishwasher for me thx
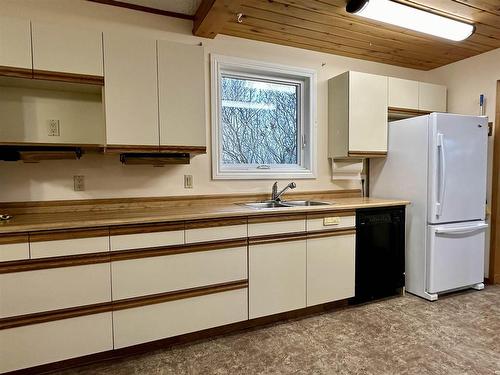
[353,206,405,304]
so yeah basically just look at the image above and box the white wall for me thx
[0,0,430,202]
[426,47,500,278]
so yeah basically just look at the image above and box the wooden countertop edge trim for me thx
[29,227,110,242]
[0,234,29,245]
[247,213,307,224]
[306,210,356,219]
[0,280,248,330]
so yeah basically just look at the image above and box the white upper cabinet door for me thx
[158,41,206,147]
[103,32,159,146]
[349,72,388,153]
[419,82,447,112]
[0,17,32,70]
[31,22,103,76]
[388,77,419,110]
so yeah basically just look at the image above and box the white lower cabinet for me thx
[0,313,113,373]
[306,233,356,306]
[112,246,247,299]
[113,288,248,348]
[0,264,111,318]
[249,239,306,319]
[0,241,29,262]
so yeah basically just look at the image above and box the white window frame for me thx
[210,54,316,180]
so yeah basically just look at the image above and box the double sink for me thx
[243,200,333,210]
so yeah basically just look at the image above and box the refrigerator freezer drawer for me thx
[427,221,486,294]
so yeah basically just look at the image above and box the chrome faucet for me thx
[271,181,297,202]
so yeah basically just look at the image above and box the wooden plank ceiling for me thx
[193,0,500,70]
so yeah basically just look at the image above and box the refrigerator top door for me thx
[428,113,488,224]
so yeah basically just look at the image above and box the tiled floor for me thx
[57,285,500,375]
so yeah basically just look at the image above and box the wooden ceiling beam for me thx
[193,0,244,38]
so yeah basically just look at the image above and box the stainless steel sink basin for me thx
[242,201,289,209]
[281,200,333,207]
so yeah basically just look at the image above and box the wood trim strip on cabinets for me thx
[0,65,33,79]
[110,238,248,262]
[0,302,112,330]
[388,106,432,116]
[0,280,248,330]
[307,228,356,240]
[348,151,387,158]
[247,213,307,224]
[185,217,247,230]
[112,279,248,311]
[306,210,355,219]
[32,69,104,85]
[0,234,29,245]
[29,227,110,242]
[248,232,307,245]
[159,145,207,154]
[0,252,110,274]
[104,145,160,153]
[110,222,185,236]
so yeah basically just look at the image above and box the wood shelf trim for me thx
[104,145,207,154]
[110,222,185,236]
[307,210,356,219]
[32,69,104,85]
[307,228,356,240]
[348,151,387,158]
[0,252,110,274]
[388,106,432,116]
[0,65,33,79]
[247,213,307,224]
[248,231,307,245]
[111,238,248,262]
[185,217,247,230]
[0,280,248,330]
[0,234,29,245]
[30,227,110,242]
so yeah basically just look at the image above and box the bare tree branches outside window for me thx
[220,76,299,165]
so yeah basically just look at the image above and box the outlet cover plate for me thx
[47,120,60,136]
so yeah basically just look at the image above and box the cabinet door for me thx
[388,77,419,110]
[419,82,447,112]
[249,239,306,319]
[103,32,159,147]
[32,22,103,76]
[348,72,388,153]
[0,17,32,70]
[158,41,206,147]
[307,233,355,306]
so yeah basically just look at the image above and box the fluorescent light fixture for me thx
[346,0,475,41]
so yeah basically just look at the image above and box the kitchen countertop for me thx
[0,197,410,234]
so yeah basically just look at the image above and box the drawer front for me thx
[110,230,184,251]
[112,246,247,299]
[113,288,248,348]
[0,242,29,262]
[249,240,306,319]
[30,236,109,259]
[248,219,305,237]
[185,225,247,244]
[0,264,111,318]
[0,313,113,373]
[307,233,355,306]
[307,215,355,232]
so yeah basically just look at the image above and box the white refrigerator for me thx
[370,113,488,301]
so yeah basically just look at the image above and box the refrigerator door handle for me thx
[435,223,488,235]
[436,133,446,217]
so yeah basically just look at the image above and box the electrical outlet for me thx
[73,175,85,191]
[184,175,193,189]
[47,120,60,136]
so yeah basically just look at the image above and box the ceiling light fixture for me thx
[346,0,475,41]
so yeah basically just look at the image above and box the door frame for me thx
[489,80,500,284]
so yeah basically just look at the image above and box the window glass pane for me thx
[220,75,299,165]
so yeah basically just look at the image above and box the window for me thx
[211,55,316,179]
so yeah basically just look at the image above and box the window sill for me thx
[213,170,316,180]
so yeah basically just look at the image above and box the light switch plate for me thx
[73,175,85,191]
[323,217,341,226]
[184,175,193,189]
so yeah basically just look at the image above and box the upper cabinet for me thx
[0,17,32,72]
[158,41,206,148]
[389,78,447,113]
[419,82,447,113]
[329,71,388,158]
[388,77,419,110]
[103,32,159,148]
[31,22,103,78]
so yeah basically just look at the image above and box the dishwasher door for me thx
[354,206,405,303]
